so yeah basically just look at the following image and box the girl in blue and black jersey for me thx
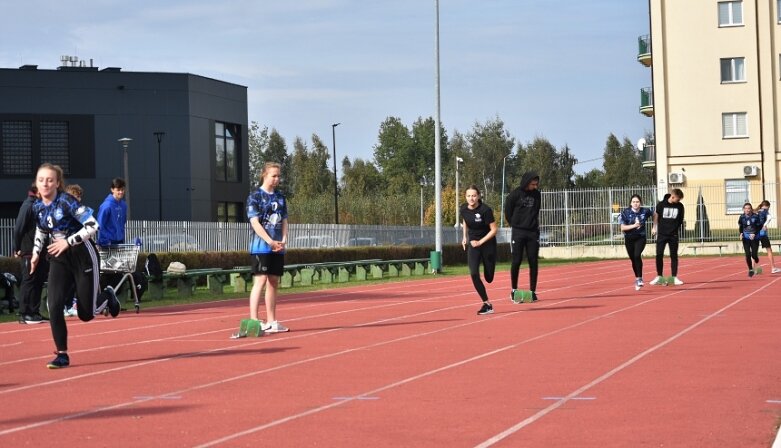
[29,164,120,369]
[619,194,654,290]
[246,162,289,333]
[738,202,765,277]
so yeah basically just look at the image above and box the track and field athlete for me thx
[756,200,780,274]
[738,202,764,277]
[247,162,289,333]
[460,185,498,315]
[619,194,654,291]
[504,171,542,302]
[650,189,685,285]
[30,164,120,369]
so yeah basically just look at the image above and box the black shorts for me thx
[251,253,284,277]
[759,236,771,249]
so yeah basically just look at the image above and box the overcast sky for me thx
[1,0,651,174]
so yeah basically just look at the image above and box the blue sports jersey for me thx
[739,212,764,240]
[33,192,95,239]
[246,187,288,254]
[620,206,653,237]
[757,209,769,238]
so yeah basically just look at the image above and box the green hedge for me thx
[0,244,514,280]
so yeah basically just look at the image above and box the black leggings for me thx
[655,235,680,277]
[47,241,111,352]
[510,230,540,292]
[742,238,760,270]
[468,239,497,302]
[624,235,647,278]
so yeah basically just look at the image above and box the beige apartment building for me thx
[640,0,781,226]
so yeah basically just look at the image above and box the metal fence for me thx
[1,182,777,254]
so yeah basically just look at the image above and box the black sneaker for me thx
[749,270,755,278]
[531,292,539,302]
[477,302,494,315]
[510,289,517,303]
[105,286,120,318]
[24,314,45,324]
[47,352,70,369]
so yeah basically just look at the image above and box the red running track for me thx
[1,256,780,447]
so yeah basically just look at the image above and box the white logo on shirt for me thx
[662,207,679,219]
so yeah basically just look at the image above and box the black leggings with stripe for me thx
[46,241,110,352]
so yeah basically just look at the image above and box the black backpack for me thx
[145,253,163,279]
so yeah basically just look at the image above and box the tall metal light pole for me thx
[154,131,165,221]
[500,154,510,228]
[433,0,443,261]
[331,123,340,225]
[118,137,132,219]
[454,156,463,227]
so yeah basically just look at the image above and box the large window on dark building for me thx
[216,201,242,222]
[215,122,240,182]
[0,115,91,177]
[1,121,33,175]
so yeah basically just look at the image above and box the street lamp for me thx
[331,123,340,225]
[118,137,132,219]
[500,154,510,228]
[154,131,166,221]
[454,156,463,227]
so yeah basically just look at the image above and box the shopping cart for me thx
[98,244,141,313]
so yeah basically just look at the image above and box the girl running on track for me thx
[619,194,654,290]
[30,164,120,369]
[460,185,498,315]
[738,202,764,277]
[756,200,780,274]
[246,162,289,333]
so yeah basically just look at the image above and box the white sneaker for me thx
[672,277,684,286]
[772,268,781,274]
[634,279,642,291]
[262,321,289,333]
[649,276,662,285]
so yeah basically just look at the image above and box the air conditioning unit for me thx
[743,165,759,177]
[668,172,685,184]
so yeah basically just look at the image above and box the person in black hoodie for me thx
[504,171,542,302]
[13,184,49,324]
[650,189,685,285]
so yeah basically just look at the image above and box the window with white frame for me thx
[718,1,743,26]
[725,179,749,214]
[720,57,745,82]
[722,112,748,138]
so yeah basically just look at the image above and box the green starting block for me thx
[512,290,534,303]
[665,276,676,286]
[755,266,763,275]
[231,319,264,339]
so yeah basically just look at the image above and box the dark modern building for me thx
[0,60,249,222]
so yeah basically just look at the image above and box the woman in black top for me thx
[460,185,498,315]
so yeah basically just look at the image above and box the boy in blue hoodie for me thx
[504,171,542,302]
[96,178,127,247]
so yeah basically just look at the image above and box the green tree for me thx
[247,122,268,189]
[462,117,515,204]
[341,157,385,198]
[574,168,606,188]
[515,137,576,190]
[288,135,331,200]
[602,134,653,187]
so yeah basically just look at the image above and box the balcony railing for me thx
[637,34,652,66]
[642,144,655,168]
[640,87,654,116]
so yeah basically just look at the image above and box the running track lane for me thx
[0,257,779,447]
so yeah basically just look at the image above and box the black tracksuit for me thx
[504,172,541,292]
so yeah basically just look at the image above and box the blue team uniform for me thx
[246,188,288,255]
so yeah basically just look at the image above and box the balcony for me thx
[639,87,654,116]
[641,144,655,168]
[637,34,652,66]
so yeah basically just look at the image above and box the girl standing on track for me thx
[30,164,120,369]
[756,200,781,274]
[619,194,654,291]
[247,162,289,333]
[738,202,764,277]
[460,185,498,315]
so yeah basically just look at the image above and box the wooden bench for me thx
[688,243,729,256]
[370,258,430,279]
